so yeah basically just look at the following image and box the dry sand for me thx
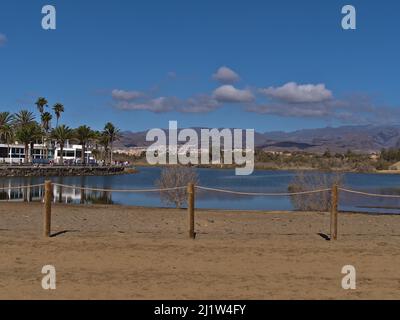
[1,202,400,300]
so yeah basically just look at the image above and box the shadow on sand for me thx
[317,233,331,241]
[50,230,79,238]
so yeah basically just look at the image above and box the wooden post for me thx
[330,184,338,241]
[187,183,195,239]
[43,180,52,237]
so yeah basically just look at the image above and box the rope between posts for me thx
[195,186,331,196]
[2,183,400,199]
[339,188,400,199]
[53,183,187,193]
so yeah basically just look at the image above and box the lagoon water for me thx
[1,166,400,214]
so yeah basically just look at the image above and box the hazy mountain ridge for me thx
[116,125,400,153]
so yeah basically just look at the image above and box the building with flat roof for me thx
[0,143,49,164]
[0,140,95,164]
[54,143,94,164]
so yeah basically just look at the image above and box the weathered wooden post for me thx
[43,180,52,237]
[330,184,338,241]
[187,183,195,239]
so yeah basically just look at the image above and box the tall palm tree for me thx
[0,113,14,156]
[41,112,52,133]
[0,124,14,163]
[13,110,35,128]
[35,97,48,115]
[91,130,104,159]
[74,125,94,165]
[0,112,14,128]
[41,112,53,160]
[103,122,121,165]
[52,103,64,127]
[98,132,110,162]
[15,123,42,163]
[91,130,102,151]
[0,124,13,144]
[51,125,73,164]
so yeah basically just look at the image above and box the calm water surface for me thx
[1,167,400,214]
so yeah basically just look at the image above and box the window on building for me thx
[0,147,8,158]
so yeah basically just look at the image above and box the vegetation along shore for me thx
[0,97,124,170]
[0,165,132,177]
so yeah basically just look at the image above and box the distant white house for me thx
[54,141,94,164]
[0,143,49,164]
[0,143,25,163]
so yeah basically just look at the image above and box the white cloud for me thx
[112,89,143,101]
[212,66,240,83]
[114,97,179,113]
[246,102,332,118]
[108,71,399,123]
[0,33,7,46]
[260,82,333,103]
[114,94,221,114]
[213,85,254,103]
[179,95,220,113]
[246,93,400,125]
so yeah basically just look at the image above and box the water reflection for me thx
[0,167,399,213]
[0,184,44,202]
[0,181,113,205]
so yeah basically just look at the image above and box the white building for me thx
[0,143,47,164]
[54,141,94,164]
[0,140,95,164]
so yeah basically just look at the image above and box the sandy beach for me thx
[1,202,400,300]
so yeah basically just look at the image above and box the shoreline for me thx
[1,162,400,176]
[0,165,137,177]
[132,162,400,175]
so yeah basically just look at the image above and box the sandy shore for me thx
[1,202,400,300]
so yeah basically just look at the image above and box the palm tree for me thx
[94,131,109,163]
[0,113,14,155]
[0,124,14,164]
[41,112,53,160]
[41,112,52,133]
[13,110,37,163]
[91,130,104,159]
[0,124,13,144]
[52,103,64,127]
[35,97,48,115]
[74,125,94,165]
[103,122,121,165]
[51,125,73,164]
[0,112,14,128]
[13,110,35,128]
[15,123,42,163]
[0,124,14,163]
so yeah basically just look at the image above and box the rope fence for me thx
[2,181,400,240]
[3,183,399,198]
[196,186,331,196]
[339,188,400,199]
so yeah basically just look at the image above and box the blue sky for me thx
[0,0,399,132]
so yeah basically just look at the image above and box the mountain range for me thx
[115,125,400,154]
